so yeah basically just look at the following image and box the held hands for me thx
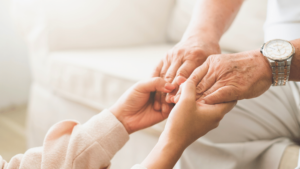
[162,80,237,147]
[171,50,273,104]
[109,77,175,134]
[110,77,236,169]
[141,80,236,169]
[110,49,270,139]
[152,39,221,114]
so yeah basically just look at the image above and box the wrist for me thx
[254,49,273,83]
[181,26,222,45]
[142,134,185,169]
[177,35,221,59]
[109,107,131,134]
[159,130,190,150]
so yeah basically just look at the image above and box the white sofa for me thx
[12,0,267,168]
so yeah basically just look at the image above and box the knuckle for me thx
[163,55,170,64]
[174,48,185,56]
[165,75,174,83]
[153,66,160,72]
[191,74,200,83]
[187,49,206,62]
[190,68,201,80]
[160,72,166,78]
[165,71,176,81]
[152,61,163,77]
[176,69,189,78]
[202,91,210,97]
[166,51,172,57]
[187,48,204,56]
[153,66,161,74]
[195,66,203,73]
[196,83,205,94]
[152,77,162,84]
[207,54,219,63]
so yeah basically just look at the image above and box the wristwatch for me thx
[260,39,295,86]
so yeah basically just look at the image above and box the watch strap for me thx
[269,60,291,86]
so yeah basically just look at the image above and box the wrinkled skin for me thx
[171,50,273,104]
[152,39,221,112]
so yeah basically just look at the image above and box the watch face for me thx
[264,39,294,61]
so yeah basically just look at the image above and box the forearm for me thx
[182,0,244,43]
[289,38,300,81]
[1,110,129,169]
[141,133,186,169]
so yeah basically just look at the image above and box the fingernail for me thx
[177,76,187,85]
[165,83,175,90]
[200,100,205,104]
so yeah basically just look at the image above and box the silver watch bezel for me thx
[262,39,295,61]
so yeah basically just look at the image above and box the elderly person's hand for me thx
[152,38,221,113]
[152,0,244,114]
[142,79,236,169]
[171,50,273,104]
[109,77,175,134]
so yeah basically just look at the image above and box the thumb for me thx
[135,77,176,94]
[203,86,238,104]
[178,80,196,103]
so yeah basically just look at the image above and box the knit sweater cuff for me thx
[82,109,130,159]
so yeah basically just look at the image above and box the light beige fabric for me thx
[167,0,267,52]
[13,0,300,168]
[27,46,300,169]
[47,45,173,110]
[28,82,300,169]
[12,0,175,51]
[1,109,133,169]
[27,83,164,169]
[264,0,300,42]
[279,145,299,169]
[171,82,300,169]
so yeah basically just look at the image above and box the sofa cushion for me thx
[44,0,175,51]
[167,0,268,52]
[12,0,175,51]
[47,45,174,110]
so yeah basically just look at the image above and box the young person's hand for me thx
[163,80,237,147]
[142,79,236,169]
[109,77,176,134]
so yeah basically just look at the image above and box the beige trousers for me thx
[280,145,299,169]
[175,82,300,169]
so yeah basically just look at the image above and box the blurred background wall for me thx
[0,0,31,109]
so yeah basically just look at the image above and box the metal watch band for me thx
[269,60,291,86]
